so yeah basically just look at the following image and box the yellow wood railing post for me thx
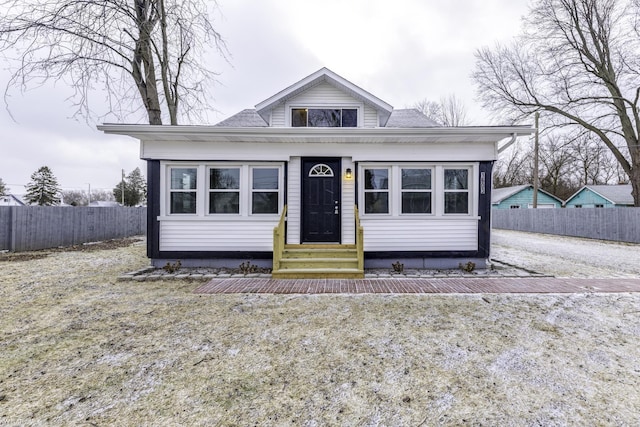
[355,205,364,271]
[273,205,287,272]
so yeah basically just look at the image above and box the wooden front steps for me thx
[272,244,364,279]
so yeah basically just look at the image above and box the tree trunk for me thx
[630,162,640,207]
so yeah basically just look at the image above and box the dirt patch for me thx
[0,236,143,262]
[0,252,51,262]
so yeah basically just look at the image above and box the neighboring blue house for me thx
[492,185,563,209]
[564,184,634,208]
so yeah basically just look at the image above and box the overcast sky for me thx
[1,0,530,196]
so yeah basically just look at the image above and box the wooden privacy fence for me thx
[0,206,146,252]
[492,207,640,243]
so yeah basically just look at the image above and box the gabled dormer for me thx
[254,67,394,128]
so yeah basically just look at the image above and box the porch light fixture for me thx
[345,168,353,180]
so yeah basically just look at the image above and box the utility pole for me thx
[533,112,539,209]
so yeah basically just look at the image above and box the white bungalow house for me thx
[99,68,533,277]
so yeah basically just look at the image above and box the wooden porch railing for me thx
[355,205,364,271]
[272,205,287,271]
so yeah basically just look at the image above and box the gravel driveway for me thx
[492,229,640,278]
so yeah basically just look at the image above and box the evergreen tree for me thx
[0,178,6,196]
[24,166,61,205]
[113,167,147,206]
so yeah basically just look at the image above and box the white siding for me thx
[160,220,277,251]
[363,105,379,127]
[142,140,498,163]
[361,218,478,251]
[271,107,284,127]
[290,81,361,106]
[342,158,356,244]
[270,82,367,127]
[287,157,301,244]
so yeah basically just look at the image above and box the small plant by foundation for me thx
[391,261,404,274]
[239,261,258,274]
[163,260,182,273]
[459,261,476,273]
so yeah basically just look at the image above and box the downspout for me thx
[497,133,518,154]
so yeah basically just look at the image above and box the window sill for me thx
[157,215,281,221]
[360,215,481,220]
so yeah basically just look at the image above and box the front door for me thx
[302,158,341,243]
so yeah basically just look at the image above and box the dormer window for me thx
[291,108,357,127]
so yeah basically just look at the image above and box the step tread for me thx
[280,257,358,262]
[284,244,357,249]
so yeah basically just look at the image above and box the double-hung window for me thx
[209,168,240,214]
[444,169,469,214]
[170,168,197,214]
[251,168,280,214]
[363,168,389,214]
[401,168,432,214]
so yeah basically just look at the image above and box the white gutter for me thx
[497,133,518,153]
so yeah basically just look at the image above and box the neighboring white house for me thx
[99,68,533,275]
[0,194,26,206]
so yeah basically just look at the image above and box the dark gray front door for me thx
[301,158,341,243]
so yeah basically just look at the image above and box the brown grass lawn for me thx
[1,239,640,426]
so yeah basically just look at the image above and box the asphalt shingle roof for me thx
[384,109,439,128]
[583,185,634,205]
[214,109,268,127]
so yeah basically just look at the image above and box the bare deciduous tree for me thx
[412,94,469,126]
[0,0,227,125]
[473,0,640,205]
[493,141,533,188]
[538,135,576,199]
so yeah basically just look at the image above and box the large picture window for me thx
[291,108,358,127]
[401,168,432,214]
[364,168,389,214]
[209,168,240,214]
[166,163,282,217]
[444,169,469,214]
[170,168,197,214]
[359,164,474,217]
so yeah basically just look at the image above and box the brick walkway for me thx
[194,277,640,294]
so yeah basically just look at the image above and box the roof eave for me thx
[98,124,534,142]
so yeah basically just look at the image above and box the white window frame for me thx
[399,166,434,216]
[167,165,200,215]
[362,166,392,215]
[249,165,282,215]
[286,103,363,127]
[207,165,242,216]
[443,167,472,215]
[358,163,477,218]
